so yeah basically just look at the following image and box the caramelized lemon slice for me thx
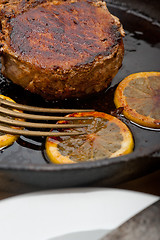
[45,111,134,164]
[114,72,160,128]
[0,95,21,148]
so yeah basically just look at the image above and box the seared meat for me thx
[0,0,124,100]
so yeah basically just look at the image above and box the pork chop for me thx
[0,0,125,100]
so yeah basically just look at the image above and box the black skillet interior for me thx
[0,0,160,188]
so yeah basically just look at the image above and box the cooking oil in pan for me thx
[0,5,160,164]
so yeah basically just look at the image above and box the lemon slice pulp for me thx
[114,72,160,128]
[46,111,134,164]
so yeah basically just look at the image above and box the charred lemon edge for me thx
[46,139,75,164]
[114,72,160,129]
[0,94,20,148]
[45,111,134,164]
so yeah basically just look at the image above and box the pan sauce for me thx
[0,3,160,165]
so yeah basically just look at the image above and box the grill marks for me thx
[9,1,120,69]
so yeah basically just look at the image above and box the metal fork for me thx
[0,98,93,137]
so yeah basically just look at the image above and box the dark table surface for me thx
[0,169,160,200]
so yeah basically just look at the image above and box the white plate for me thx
[0,188,159,240]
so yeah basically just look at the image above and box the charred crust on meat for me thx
[6,1,123,69]
[0,0,125,100]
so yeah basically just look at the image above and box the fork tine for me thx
[0,126,86,137]
[0,116,88,128]
[0,98,93,137]
[0,106,92,120]
[0,98,94,113]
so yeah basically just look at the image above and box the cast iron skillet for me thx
[0,0,160,188]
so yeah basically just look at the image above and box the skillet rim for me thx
[0,143,159,171]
